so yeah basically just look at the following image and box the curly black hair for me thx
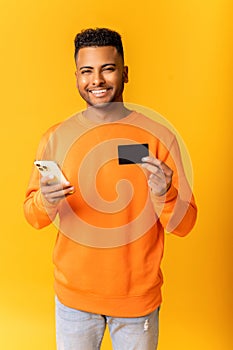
[74,28,124,61]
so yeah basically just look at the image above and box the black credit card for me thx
[118,143,149,165]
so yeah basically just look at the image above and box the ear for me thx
[123,66,129,83]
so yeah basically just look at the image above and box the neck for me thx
[83,102,131,123]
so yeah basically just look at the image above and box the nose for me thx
[92,71,105,86]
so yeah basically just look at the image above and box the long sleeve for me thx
[23,126,59,229]
[150,136,197,237]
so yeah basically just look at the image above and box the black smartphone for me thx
[118,143,149,165]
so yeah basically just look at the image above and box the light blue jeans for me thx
[55,297,160,350]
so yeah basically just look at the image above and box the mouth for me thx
[89,88,110,97]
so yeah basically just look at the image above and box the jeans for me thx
[55,297,160,350]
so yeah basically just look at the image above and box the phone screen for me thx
[118,143,149,165]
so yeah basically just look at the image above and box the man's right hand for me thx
[40,175,75,205]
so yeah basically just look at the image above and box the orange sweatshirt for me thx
[24,111,197,317]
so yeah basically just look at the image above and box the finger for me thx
[149,173,166,184]
[40,175,56,185]
[40,174,70,186]
[43,186,74,197]
[41,182,69,194]
[142,157,173,177]
[43,186,75,203]
[141,163,165,180]
[148,171,172,196]
[142,156,162,167]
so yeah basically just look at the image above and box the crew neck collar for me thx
[76,110,137,127]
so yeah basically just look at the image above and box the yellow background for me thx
[0,0,232,349]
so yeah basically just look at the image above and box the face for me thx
[75,46,128,107]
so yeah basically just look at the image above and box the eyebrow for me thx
[79,63,116,70]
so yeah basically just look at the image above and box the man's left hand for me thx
[141,156,173,196]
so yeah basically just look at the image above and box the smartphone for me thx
[34,160,68,184]
[118,143,149,165]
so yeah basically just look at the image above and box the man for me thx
[24,28,197,350]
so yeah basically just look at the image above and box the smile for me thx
[90,89,108,95]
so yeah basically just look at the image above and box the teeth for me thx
[91,89,107,94]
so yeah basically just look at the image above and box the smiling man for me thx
[24,28,197,350]
[74,30,130,123]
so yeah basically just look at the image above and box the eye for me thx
[81,69,92,74]
[103,66,115,72]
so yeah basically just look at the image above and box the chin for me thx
[88,101,114,109]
